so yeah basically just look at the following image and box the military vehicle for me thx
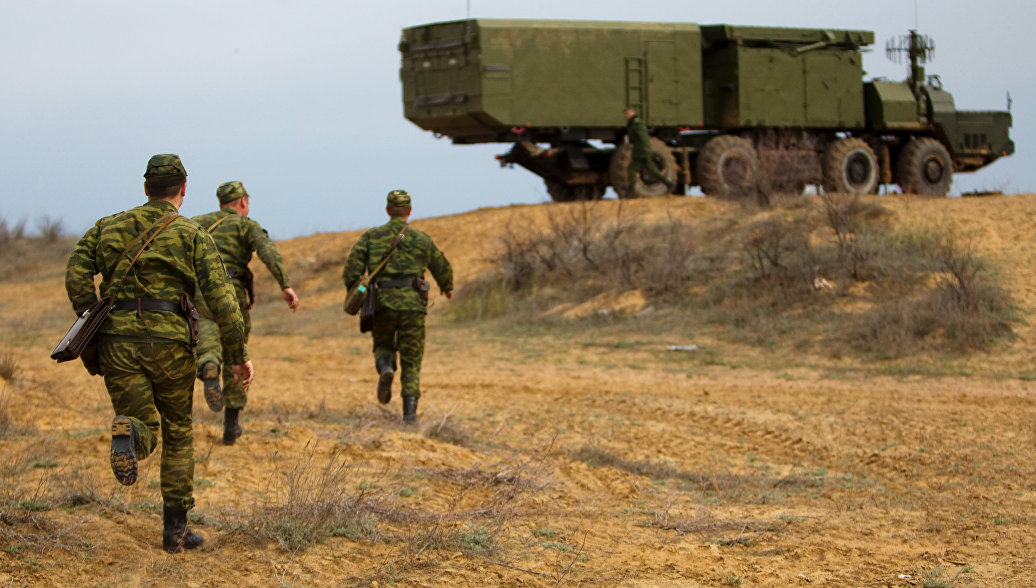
[399,19,1013,200]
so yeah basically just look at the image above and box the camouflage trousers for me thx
[195,281,250,409]
[627,153,668,189]
[99,338,196,511]
[371,308,426,398]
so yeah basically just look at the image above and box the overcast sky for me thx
[0,1,1026,239]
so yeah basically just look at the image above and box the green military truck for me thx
[399,19,1013,200]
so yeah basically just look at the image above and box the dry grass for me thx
[456,194,1020,357]
[0,350,17,381]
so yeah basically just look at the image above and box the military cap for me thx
[143,154,187,187]
[217,181,248,205]
[386,189,411,207]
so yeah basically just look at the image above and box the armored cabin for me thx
[400,19,1012,200]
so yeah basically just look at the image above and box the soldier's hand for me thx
[443,290,453,300]
[282,287,300,312]
[232,361,254,389]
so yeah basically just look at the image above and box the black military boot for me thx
[109,415,138,486]
[223,407,242,445]
[376,358,394,405]
[162,505,204,553]
[402,396,418,424]
[200,361,223,412]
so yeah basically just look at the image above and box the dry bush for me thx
[452,202,705,321]
[0,350,17,381]
[240,445,382,552]
[851,236,1018,356]
[0,217,27,244]
[35,216,65,243]
[456,194,1018,357]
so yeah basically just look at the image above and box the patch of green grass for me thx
[398,487,414,498]
[541,541,572,552]
[452,524,493,554]
[534,527,557,538]
[11,499,49,512]
[331,514,381,542]
[725,575,743,586]
[194,477,214,489]
[32,458,59,469]
[268,517,318,552]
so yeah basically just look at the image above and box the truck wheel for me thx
[545,180,604,202]
[697,135,758,198]
[608,138,678,198]
[896,138,953,196]
[822,138,878,195]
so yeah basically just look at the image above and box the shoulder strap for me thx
[368,226,408,281]
[109,212,181,297]
[206,213,232,233]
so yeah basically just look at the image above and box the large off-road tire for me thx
[896,137,953,196]
[545,180,605,202]
[822,138,879,195]
[608,138,678,198]
[696,135,759,198]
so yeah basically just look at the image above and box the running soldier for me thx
[192,181,299,445]
[343,189,453,423]
[65,154,252,553]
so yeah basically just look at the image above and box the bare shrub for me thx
[851,236,1017,356]
[35,216,65,243]
[739,215,816,287]
[0,350,15,381]
[0,217,27,244]
[215,444,393,553]
[453,202,706,321]
[820,193,893,280]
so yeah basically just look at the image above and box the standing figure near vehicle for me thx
[624,108,676,196]
[192,181,299,445]
[343,190,453,424]
[64,154,252,553]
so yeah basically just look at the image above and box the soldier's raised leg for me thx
[371,308,400,406]
[101,340,163,486]
[194,313,223,412]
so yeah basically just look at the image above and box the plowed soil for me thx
[1,194,1035,587]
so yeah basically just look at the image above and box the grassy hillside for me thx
[2,194,1035,586]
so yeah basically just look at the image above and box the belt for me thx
[376,279,417,289]
[112,298,185,317]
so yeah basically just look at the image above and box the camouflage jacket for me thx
[191,208,292,289]
[626,115,652,158]
[65,199,248,364]
[343,217,453,313]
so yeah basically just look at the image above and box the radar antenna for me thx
[886,30,935,95]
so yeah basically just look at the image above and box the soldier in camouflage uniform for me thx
[192,181,299,445]
[624,108,676,195]
[65,154,252,553]
[343,190,453,423]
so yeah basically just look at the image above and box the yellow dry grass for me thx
[1,194,1035,586]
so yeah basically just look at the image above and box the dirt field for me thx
[1,194,1035,586]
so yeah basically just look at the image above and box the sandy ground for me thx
[1,194,1035,587]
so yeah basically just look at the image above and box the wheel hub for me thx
[721,154,748,188]
[923,157,945,184]
[846,154,870,186]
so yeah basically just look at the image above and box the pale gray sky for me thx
[0,1,1027,238]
